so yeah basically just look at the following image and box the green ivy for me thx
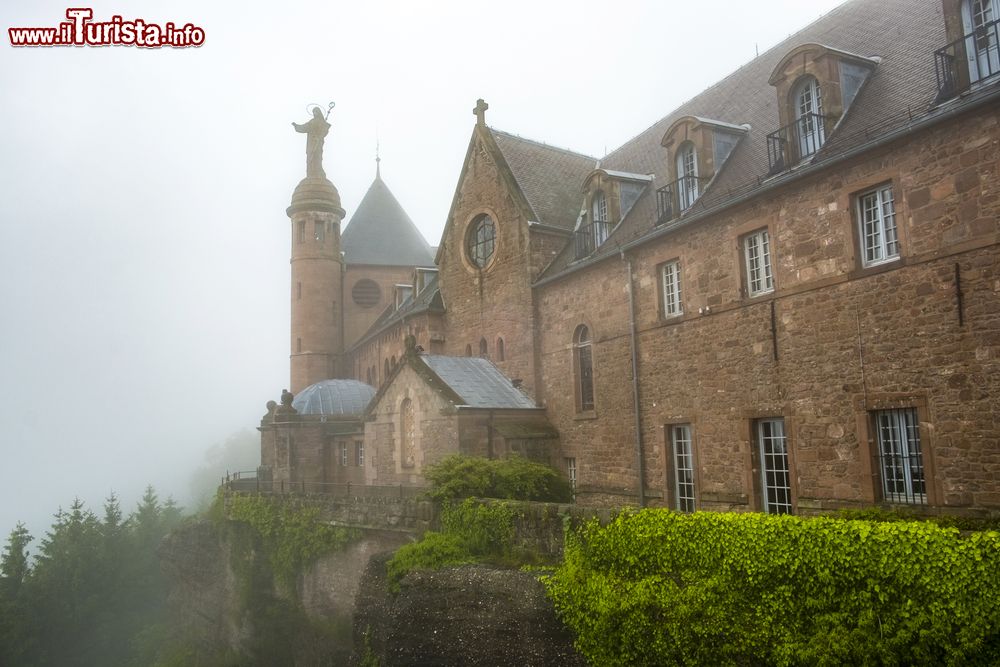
[385,499,520,589]
[225,494,359,589]
[543,510,1000,666]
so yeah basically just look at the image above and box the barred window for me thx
[858,184,899,266]
[874,408,925,504]
[661,260,683,317]
[743,229,774,297]
[671,424,695,512]
[756,418,792,514]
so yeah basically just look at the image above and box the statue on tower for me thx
[292,105,333,178]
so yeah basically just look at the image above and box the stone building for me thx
[264,0,1000,516]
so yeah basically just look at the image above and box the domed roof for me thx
[287,176,346,217]
[291,379,375,416]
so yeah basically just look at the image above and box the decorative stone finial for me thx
[473,98,489,126]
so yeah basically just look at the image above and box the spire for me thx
[375,138,381,179]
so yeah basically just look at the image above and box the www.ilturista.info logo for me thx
[9,8,205,48]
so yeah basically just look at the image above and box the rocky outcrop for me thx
[354,555,585,666]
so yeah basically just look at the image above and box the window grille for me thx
[355,441,364,467]
[757,418,792,514]
[340,443,348,467]
[671,425,695,512]
[744,229,774,296]
[874,408,926,504]
[661,261,682,317]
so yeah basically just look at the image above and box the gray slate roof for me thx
[491,130,596,230]
[292,379,376,416]
[525,0,952,281]
[348,273,445,352]
[422,355,537,409]
[341,174,435,267]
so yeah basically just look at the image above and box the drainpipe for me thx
[622,249,646,507]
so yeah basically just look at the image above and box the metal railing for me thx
[221,469,429,498]
[766,112,827,174]
[934,18,1000,100]
[574,219,611,259]
[656,175,708,224]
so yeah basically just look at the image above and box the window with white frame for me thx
[355,440,364,467]
[670,424,695,512]
[340,442,348,467]
[743,229,774,296]
[874,408,926,504]
[793,76,825,158]
[676,142,699,212]
[565,457,577,490]
[661,260,683,317]
[756,418,792,514]
[858,184,899,267]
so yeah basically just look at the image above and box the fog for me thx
[0,0,843,538]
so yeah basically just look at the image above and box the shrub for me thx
[543,509,1000,666]
[424,455,573,503]
[385,499,518,588]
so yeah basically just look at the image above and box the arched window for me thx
[591,190,610,248]
[400,398,415,467]
[384,359,390,381]
[366,367,372,385]
[391,355,396,368]
[573,325,595,412]
[964,0,999,84]
[466,214,496,268]
[675,141,699,212]
[793,76,825,158]
[479,337,488,358]
[465,344,473,357]
[496,337,505,362]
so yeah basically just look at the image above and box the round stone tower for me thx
[286,173,345,394]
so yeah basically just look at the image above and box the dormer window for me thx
[657,116,747,223]
[675,142,699,212]
[575,170,652,259]
[767,44,877,173]
[935,0,999,98]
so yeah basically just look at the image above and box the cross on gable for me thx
[473,98,489,126]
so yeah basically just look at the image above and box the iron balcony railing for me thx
[655,175,708,224]
[766,112,827,174]
[934,17,1000,100]
[575,219,611,259]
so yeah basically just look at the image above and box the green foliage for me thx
[0,489,185,667]
[544,509,1000,666]
[834,506,1000,532]
[386,499,519,589]
[424,454,573,503]
[225,493,358,588]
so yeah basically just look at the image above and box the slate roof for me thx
[348,273,445,353]
[522,0,955,281]
[422,355,538,409]
[341,173,435,267]
[292,379,376,416]
[491,130,597,230]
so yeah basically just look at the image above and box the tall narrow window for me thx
[400,398,415,467]
[565,457,577,490]
[355,440,364,467]
[591,191,610,248]
[384,359,390,380]
[314,221,325,242]
[465,344,473,357]
[964,0,999,84]
[296,282,302,300]
[756,418,792,514]
[592,190,608,223]
[496,337,505,361]
[874,408,925,504]
[297,337,302,353]
[744,229,774,297]
[574,325,595,412]
[479,338,488,358]
[676,142,699,211]
[297,220,305,244]
[858,184,899,266]
[793,76,825,158]
[671,424,696,512]
[661,260,683,317]
[340,442,348,467]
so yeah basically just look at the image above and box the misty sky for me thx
[0,0,844,538]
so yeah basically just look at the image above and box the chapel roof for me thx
[421,355,538,409]
[291,379,376,416]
